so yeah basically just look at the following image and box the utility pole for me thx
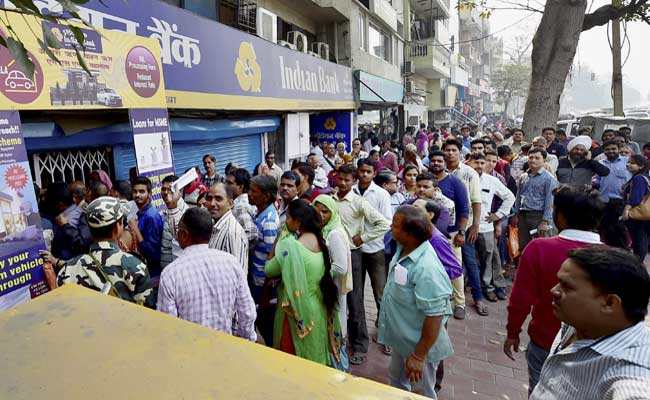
[611,0,624,116]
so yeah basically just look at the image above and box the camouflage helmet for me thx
[86,196,128,228]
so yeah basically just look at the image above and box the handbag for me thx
[628,176,650,221]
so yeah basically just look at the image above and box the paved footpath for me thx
[350,281,531,400]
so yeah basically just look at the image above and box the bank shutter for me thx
[114,133,262,180]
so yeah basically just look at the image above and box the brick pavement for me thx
[350,281,531,400]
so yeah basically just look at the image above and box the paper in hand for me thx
[172,168,199,193]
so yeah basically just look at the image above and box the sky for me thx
[489,0,650,103]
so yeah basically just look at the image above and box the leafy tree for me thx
[0,0,101,77]
[492,64,531,116]
[459,0,650,137]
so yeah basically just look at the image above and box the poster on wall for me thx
[0,11,166,110]
[310,111,353,150]
[129,108,174,210]
[0,110,49,311]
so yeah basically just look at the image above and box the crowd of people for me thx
[35,122,650,399]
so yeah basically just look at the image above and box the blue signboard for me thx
[0,110,49,311]
[2,0,355,110]
[129,108,175,211]
[310,111,352,150]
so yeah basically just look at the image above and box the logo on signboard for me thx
[324,117,336,131]
[234,42,261,93]
[0,47,44,104]
[42,22,103,53]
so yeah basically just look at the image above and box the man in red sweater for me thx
[504,185,605,395]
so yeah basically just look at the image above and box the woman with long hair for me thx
[399,163,420,200]
[622,154,650,260]
[265,199,342,367]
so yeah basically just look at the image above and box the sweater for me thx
[507,234,598,350]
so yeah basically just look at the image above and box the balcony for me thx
[460,7,482,35]
[460,44,482,67]
[408,38,451,79]
[410,0,451,20]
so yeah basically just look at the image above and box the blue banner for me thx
[2,0,355,110]
[129,108,174,211]
[310,112,352,150]
[0,110,49,312]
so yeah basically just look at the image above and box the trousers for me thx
[389,353,439,399]
[347,249,369,353]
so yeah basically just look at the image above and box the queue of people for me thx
[35,122,650,399]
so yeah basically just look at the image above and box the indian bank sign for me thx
[279,56,340,95]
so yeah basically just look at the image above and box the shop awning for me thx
[354,70,404,105]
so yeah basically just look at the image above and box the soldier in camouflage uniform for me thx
[57,196,155,308]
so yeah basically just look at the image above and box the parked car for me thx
[579,115,650,144]
[97,88,123,107]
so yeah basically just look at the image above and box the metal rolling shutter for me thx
[113,133,262,181]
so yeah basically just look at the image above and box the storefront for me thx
[354,70,404,141]
[7,0,355,180]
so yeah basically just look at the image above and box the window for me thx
[358,13,366,50]
[184,0,217,20]
[368,24,390,62]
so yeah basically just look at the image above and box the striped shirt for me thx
[251,204,279,287]
[531,322,650,399]
[208,210,248,271]
[232,194,259,244]
[157,244,257,341]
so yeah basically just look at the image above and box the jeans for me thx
[347,249,369,353]
[499,219,510,265]
[461,232,483,302]
[476,232,507,293]
[362,249,387,313]
[389,353,439,399]
[627,219,649,261]
[526,340,550,396]
[448,231,466,308]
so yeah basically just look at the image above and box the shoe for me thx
[453,305,466,320]
[485,291,498,302]
[475,301,489,316]
[350,352,366,365]
[495,288,508,300]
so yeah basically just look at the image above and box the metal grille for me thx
[31,148,112,188]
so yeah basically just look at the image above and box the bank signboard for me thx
[1,0,356,111]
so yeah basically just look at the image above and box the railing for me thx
[450,107,479,127]
[408,38,450,67]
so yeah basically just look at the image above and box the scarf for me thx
[92,169,113,191]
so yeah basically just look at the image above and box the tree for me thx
[0,0,97,78]
[492,64,531,116]
[460,0,650,137]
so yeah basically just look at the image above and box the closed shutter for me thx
[113,133,262,181]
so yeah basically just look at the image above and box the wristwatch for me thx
[457,229,466,236]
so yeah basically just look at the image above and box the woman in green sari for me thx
[265,199,341,366]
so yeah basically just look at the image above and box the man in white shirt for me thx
[310,136,323,161]
[468,153,515,302]
[335,163,391,366]
[308,153,329,189]
[355,158,393,315]
[205,183,249,270]
[263,152,283,184]
[322,142,337,174]
[157,207,257,341]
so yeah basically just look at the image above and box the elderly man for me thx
[531,136,559,174]
[557,135,610,186]
[530,246,650,399]
[378,205,453,399]
[157,207,257,341]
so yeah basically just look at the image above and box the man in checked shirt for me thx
[157,207,257,341]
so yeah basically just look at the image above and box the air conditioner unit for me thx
[256,7,277,43]
[287,31,308,53]
[403,61,415,76]
[312,42,329,60]
[405,79,416,93]
[278,40,297,51]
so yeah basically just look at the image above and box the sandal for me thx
[382,344,392,355]
[475,301,489,316]
[349,352,366,365]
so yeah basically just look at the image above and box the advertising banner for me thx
[0,11,166,110]
[310,112,353,150]
[1,0,355,111]
[129,108,174,210]
[0,110,49,311]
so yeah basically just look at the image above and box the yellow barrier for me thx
[0,285,426,399]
